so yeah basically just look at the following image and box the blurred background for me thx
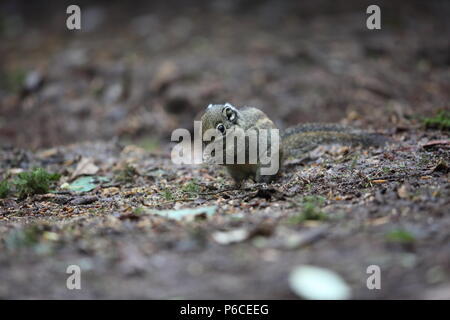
[0,0,449,150]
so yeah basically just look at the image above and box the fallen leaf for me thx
[64,176,109,193]
[71,157,99,179]
[102,187,120,196]
[42,231,59,241]
[289,265,351,300]
[397,184,410,199]
[422,140,450,150]
[146,206,217,221]
[8,168,24,175]
[37,148,59,158]
[368,216,390,226]
[372,179,388,184]
[334,195,353,201]
[212,229,249,245]
[432,160,449,173]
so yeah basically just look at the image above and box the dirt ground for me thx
[0,0,449,299]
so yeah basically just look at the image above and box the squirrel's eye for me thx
[216,124,225,134]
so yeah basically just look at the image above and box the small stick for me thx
[199,187,240,196]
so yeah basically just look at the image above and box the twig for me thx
[153,195,200,206]
[199,187,240,196]
[339,170,430,187]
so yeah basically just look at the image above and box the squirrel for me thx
[201,103,386,187]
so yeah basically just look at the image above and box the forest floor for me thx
[0,1,449,299]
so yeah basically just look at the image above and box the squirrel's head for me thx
[201,103,240,137]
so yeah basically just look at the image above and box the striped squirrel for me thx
[201,103,385,186]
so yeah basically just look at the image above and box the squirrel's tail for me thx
[281,123,387,159]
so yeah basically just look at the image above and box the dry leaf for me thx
[432,160,449,173]
[422,140,450,150]
[372,179,388,184]
[212,229,249,245]
[71,157,99,179]
[369,216,390,226]
[397,184,410,199]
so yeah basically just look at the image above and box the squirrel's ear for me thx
[223,103,238,122]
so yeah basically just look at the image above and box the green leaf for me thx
[64,176,109,193]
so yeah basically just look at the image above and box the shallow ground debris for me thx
[0,0,449,299]
[0,125,449,299]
